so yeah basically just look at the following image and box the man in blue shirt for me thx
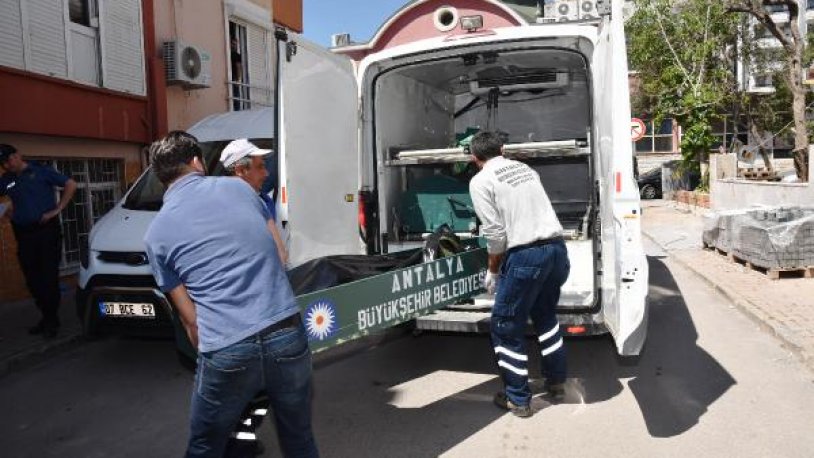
[0,144,76,338]
[143,132,318,458]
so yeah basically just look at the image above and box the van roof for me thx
[187,107,275,142]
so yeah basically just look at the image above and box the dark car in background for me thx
[637,167,663,199]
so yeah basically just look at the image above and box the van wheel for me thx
[640,184,658,200]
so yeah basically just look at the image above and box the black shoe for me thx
[43,325,59,339]
[543,381,566,402]
[28,322,46,335]
[493,392,533,418]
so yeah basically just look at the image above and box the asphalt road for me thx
[2,240,814,457]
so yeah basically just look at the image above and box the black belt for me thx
[506,236,564,256]
[259,314,301,336]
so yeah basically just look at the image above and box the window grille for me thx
[41,158,123,271]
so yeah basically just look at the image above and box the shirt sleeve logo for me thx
[304,299,338,341]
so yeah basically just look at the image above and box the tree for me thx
[627,0,740,172]
[726,0,809,181]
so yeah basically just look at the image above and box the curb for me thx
[642,230,813,374]
[0,331,84,379]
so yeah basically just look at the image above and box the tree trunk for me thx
[787,34,809,181]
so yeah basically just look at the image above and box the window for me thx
[0,0,144,94]
[635,119,675,154]
[229,21,251,111]
[69,0,93,27]
[228,19,273,111]
[37,159,124,271]
[711,117,748,152]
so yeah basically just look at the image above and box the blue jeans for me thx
[491,240,571,407]
[187,320,319,458]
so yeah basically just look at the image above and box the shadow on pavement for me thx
[276,255,735,457]
[567,255,736,438]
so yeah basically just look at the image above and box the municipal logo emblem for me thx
[304,300,337,341]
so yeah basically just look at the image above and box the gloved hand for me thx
[484,270,499,295]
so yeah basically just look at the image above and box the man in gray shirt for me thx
[469,132,571,418]
[143,131,318,457]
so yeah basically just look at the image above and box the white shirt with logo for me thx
[469,156,563,254]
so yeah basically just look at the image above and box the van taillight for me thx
[358,191,368,241]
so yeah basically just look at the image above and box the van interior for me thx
[372,48,596,309]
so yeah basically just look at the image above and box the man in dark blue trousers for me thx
[469,132,571,418]
[0,144,76,338]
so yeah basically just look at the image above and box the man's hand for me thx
[168,284,199,350]
[484,270,499,295]
[40,208,59,224]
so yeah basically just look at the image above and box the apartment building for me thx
[0,0,302,301]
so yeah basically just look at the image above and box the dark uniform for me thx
[0,160,70,334]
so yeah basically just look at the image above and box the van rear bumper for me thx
[414,308,607,336]
[76,275,175,338]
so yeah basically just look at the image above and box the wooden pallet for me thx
[738,167,781,181]
[702,244,814,280]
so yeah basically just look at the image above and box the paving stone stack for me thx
[703,206,814,270]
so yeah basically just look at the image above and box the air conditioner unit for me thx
[331,33,351,48]
[164,41,211,89]
[580,0,598,20]
[545,0,577,22]
[469,70,570,96]
[545,0,599,22]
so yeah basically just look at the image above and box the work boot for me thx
[493,392,533,418]
[543,381,566,402]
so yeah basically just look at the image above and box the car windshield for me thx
[122,138,276,211]
[640,167,661,180]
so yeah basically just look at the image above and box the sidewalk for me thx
[642,200,814,373]
[0,287,82,377]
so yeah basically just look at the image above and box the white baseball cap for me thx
[219,138,271,168]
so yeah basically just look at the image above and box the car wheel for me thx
[640,184,658,200]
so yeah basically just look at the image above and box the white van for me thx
[288,1,648,355]
[75,38,360,336]
[79,2,648,356]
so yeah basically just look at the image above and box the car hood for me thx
[89,205,156,253]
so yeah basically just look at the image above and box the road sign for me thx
[631,117,646,142]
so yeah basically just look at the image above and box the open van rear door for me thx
[592,1,649,355]
[276,32,360,267]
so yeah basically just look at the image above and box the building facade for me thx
[0,0,302,302]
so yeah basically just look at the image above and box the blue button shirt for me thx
[0,162,69,226]
[144,173,297,353]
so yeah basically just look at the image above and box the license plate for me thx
[99,301,156,319]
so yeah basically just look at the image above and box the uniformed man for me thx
[468,132,571,418]
[0,144,77,338]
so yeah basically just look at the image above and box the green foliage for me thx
[627,0,739,167]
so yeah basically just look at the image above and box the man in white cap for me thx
[220,138,287,264]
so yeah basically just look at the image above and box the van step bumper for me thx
[415,309,608,336]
